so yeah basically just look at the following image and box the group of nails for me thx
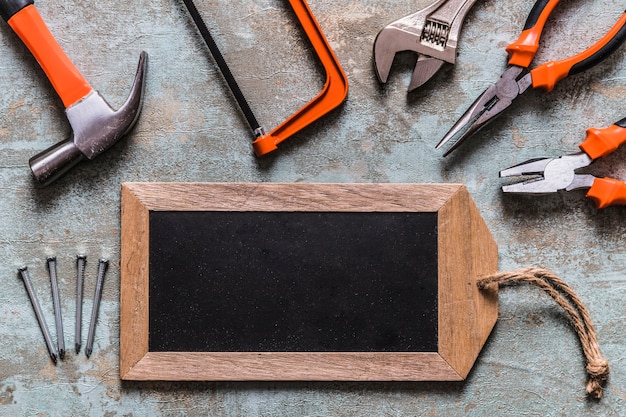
[18,256,109,364]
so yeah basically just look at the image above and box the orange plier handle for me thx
[506,1,626,92]
[580,119,626,208]
[531,11,626,92]
[586,178,626,209]
[506,0,561,68]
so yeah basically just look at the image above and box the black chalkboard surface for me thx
[149,211,438,353]
[121,183,498,381]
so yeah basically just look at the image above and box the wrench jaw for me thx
[373,28,393,84]
[409,56,445,92]
[29,52,148,187]
[373,27,414,84]
[373,2,436,85]
[374,25,447,91]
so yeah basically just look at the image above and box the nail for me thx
[75,255,86,354]
[47,257,65,360]
[18,266,58,365]
[86,259,109,358]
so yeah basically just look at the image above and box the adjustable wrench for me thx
[374,0,479,92]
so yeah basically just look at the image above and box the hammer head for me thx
[29,51,148,186]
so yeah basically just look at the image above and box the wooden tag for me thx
[120,183,498,381]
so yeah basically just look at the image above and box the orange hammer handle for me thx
[5,4,92,108]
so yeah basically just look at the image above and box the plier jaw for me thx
[435,66,532,156]
[501,121,626,208]
[500,152,594,194]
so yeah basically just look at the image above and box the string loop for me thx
[478,267,609,399]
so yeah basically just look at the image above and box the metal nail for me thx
[86,259,109,358]
[46,257,65,360]
[75,255,86,354]
[18,266,58,365]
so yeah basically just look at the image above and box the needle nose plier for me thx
[500,118,626,208]
[436,1,626,156]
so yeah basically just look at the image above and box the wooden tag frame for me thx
[120,183,498,381]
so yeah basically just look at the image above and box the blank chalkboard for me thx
[148,211,438,353]
[120,183,498,381]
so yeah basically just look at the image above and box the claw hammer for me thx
[0,0,148,186]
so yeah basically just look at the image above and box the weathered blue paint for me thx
[1,0,626,415]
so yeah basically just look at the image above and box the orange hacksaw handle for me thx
[252,0,348,156]
[8,4,92,108]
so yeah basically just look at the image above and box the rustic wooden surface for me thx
[437,185,498,379]
[2,0,626,415]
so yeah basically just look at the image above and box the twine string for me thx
[477,267,609,399]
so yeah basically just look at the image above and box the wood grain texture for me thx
[120,183,498,381]
[120,182,463,212]
[437,187,499,379]
[120,185,151,378]
[124,352,463,381]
